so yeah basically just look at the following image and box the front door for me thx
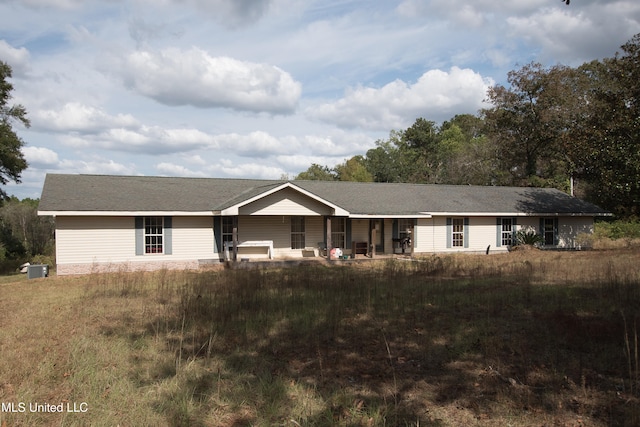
[370,220,384,253]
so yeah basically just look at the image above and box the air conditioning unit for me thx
[27,264,49,279]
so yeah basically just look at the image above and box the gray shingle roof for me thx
[38,174,609,216]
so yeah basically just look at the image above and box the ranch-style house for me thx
[38,174,610,275]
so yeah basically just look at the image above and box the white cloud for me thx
[0,40,30,76]
[117,47,302,114]
[508,3,640,64]
[22,146,59,167]
[156,162,208,177]
[3,0,82,9]
[213,131,295,157]
[216,161,286,179]
[310,67,494,130]
[33,102,139,133]
[58,125,218,154]
[57,158,136,175]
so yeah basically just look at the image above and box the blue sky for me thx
[1,0,639,199]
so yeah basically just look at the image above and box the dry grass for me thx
[1,249,640,426]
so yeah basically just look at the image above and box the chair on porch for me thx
[317,241,327,257]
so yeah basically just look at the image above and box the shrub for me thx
[516,229,543,246]
[595,219,640,240]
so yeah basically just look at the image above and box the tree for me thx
[568,34,640,216]
[0,62,29,198]
[437,115,500,185]
[364,138,404,183]
[295,163,336,181]
[334,156,373,182]
[482,62,573,187]
[0,198,55,258]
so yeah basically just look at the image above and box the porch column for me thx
[371,226,376,258]
[232,226,238,262]
[326,217,332,260]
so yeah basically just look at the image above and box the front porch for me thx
[217,215,417,262]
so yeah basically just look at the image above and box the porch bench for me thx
[224,240,274,260]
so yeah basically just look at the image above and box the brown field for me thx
[1,249,640,426]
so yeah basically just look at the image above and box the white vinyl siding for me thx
[414,218,435,253]
[239,187,332,216]
[56,216,215,266]
[56,216,135,265]
[415,217,515,253]
[558,216,593,248]
[235,216,324,258]
[350,220,369,243]
[171,217,215,258]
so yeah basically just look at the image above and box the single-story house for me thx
[38,174,610,275]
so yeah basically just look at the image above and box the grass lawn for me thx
[1,249,639,426]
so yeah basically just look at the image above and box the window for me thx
[291,216,305,249]
[222,217,235,244]
[331,218,346,249]
[501,218,514,246]
[398,218,413,240]
[145,216,163,254]
[543,218,556,245]
[452,218,464,247]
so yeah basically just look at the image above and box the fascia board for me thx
[37,211,214,217]
[426,212,611,217]
[349,214,433,219]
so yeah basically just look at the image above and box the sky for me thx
[1,0,639,199]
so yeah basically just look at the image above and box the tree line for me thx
[296,33,640,218]
[0,197,55,269]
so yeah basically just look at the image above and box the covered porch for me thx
[217,215,419,262]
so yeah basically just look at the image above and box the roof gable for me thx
[223,182,349,216]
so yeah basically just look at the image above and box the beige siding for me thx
[351,220,369,243]
[172,217,215,258]
[413,215,595,253]
[519,216,594,248]
[235,215,325,258]
[415,218,435,253]
[240,188,332,216]
[56,216,135,265]
[468,217,501,252]
[56,215,216,268]
[559,216,593,248]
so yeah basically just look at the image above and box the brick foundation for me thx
[56,260,205,275]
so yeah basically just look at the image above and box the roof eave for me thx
[425,212,611,217]
[37,210,214,217]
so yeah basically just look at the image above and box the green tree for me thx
[0,62,29,197]
[568,34,640,216]
[0,197,55,257]
[482,62,573,187]
[334,156,373,182]
[364,137,404,183]
[398,118,441,183]
[295,163,336,181]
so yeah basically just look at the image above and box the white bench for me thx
[224,240,274,260]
